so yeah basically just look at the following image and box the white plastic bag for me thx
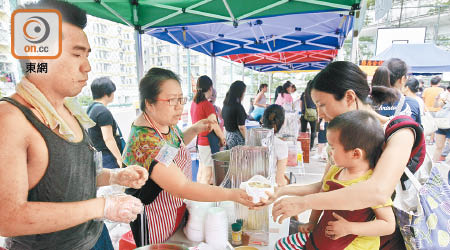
[421,112,437,136]
[240,175,274,203]
[434,103,450,129]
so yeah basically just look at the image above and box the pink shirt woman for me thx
[275,81,295,110]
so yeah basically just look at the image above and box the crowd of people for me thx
[0,1,448,250]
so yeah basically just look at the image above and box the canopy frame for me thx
[68,0,360,84]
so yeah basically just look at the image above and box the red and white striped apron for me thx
[143,114,192,244]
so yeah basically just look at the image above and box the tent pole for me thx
[230,61,233,85]
[134,30,144,83]
[350,0,366,64]
[434,5,441,44]
[398,0,404,27]
[259,71,261,85]
[187,49,192,99]
[269,73,273,103]
[250,70,254,90]
[177,47,181,75]
[211,56,217,88]
[350,32,359,64]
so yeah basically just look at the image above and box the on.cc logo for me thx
[11,9,61,59]
[23,16,51,44]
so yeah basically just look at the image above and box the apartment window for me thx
[101,37,107,46]
[0,33,8,44]
[157,57,168,66]
[157,45,169,54]
[191,66,199,76]
[103,63,111,72]
[191,55,199,64]
[182,55,200,65]
[100,24,107,33]
[0,62,12,72]
[103,51,110,60]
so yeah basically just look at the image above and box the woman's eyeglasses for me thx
[156,97,187,106]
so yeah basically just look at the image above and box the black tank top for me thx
[1,97,102,250]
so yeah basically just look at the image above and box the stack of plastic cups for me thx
[205,207,229,249]
[218,201,236,239]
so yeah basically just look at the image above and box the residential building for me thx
[0,0,19,97]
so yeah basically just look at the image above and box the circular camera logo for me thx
[23,16,50,44]
[12,9,62,59]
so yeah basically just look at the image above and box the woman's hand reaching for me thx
[193,119,214,134]
[230,189,256,208]
[251,186,282,209]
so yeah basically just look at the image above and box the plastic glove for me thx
[103,194,144,223]
[109,165,148,189]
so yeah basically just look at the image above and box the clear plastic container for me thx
[287,142,298,166]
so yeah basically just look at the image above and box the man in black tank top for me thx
[0,1,148,249]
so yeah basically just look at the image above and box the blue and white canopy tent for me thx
[146,11,353,57]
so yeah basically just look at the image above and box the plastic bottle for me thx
[231,222,242,246]
[297,143,303,163]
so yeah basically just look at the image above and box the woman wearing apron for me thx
[123,68,254,246]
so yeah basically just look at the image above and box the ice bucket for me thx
[211,150,230,186]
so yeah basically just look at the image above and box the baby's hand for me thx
[325,212,351,240]
[298,222,315,234]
